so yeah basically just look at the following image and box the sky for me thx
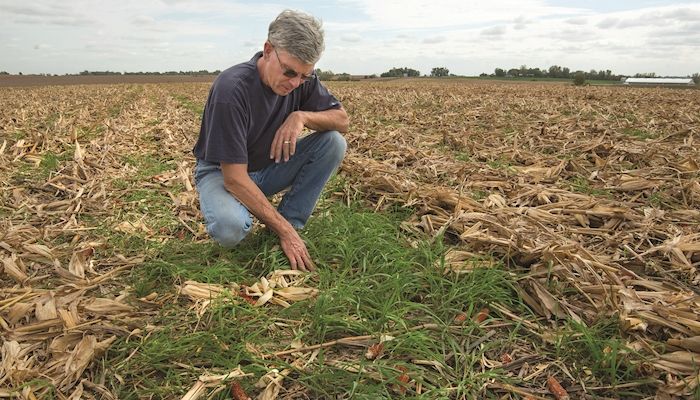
[1,0,699,76]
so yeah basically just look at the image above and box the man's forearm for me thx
[294,107,349,133]
[222,168,295,238]
[220,162,315,271]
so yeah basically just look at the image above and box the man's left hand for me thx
[270,111,305,163]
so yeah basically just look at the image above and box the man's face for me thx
[267,45,315,96]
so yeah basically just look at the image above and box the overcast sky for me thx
[1,0,699,76]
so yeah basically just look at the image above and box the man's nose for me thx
[289,75,304,87]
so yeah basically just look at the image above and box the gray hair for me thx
[268,10,324,65]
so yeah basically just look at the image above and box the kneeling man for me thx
[192,10,349,272]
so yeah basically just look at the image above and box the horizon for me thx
[2,69,698,78]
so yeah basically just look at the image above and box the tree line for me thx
[489,65,624,81]
[378,67,451,77]
[488,66,700,83]
[3,67,698,84]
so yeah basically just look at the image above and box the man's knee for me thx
[207,214,252,248]
[322,130,347,164]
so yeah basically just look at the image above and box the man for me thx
[193,10,348,272]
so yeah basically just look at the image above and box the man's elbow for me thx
[221,164,250,194]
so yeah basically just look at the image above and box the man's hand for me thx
[279,229,316,272]
[270,112,305,163]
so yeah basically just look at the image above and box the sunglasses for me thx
[273,47,315,82]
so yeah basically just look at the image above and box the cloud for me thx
[596,18,618,29]
[132,15,155,25]
[481,26,506,36]
[340,33,362,43]
[566,17,587,25]
[423,35,446,44]
[650,25,700,40]
[546,26,598,42]
[0,3,69,17]
[2,2,94,26]
[660,7,700,21]
[339,0,581,31]
[513,15,531,30]
[12,15,94,26]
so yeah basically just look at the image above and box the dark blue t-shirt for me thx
[192,52,341,172]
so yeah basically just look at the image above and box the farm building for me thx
[623,77,695,86]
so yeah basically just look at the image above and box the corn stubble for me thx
[1,80,699,398]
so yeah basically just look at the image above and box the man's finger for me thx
[286,250,298,270]
[275,140,283,163]
[270,134,279,159]
[283,141,290,162]
[298,246,315,271]
[293,252,308,271]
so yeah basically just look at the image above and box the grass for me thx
[454,151,471,162]
[173,93,204,116]
[623,128,657,140]
[95,196,651,398]
[121,154,175,179]
[568,175,611,197]
[100,202,534,398]
[11,148,72,185]
[554,319,654,393]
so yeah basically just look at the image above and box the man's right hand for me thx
[279,229,316,272]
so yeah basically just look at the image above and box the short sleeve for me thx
[299,78,342,112]
[196,100,250,164]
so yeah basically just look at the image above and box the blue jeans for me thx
[194,130,346,248]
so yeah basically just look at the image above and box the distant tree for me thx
[380,67,420,78]
[479,73,488,77]
[548,65,562,78]
[430,67,449,77]
[693,73,700,85]
[494,68,506,77]
[507,68,520,77]
[634,72,656,78]
[573,71,586,86]
[0,71,8,75]
[314,68,335,80]
[335,73,352,81]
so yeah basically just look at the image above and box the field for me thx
[1,78,699,399]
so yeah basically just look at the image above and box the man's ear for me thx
[263,41,272,58]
